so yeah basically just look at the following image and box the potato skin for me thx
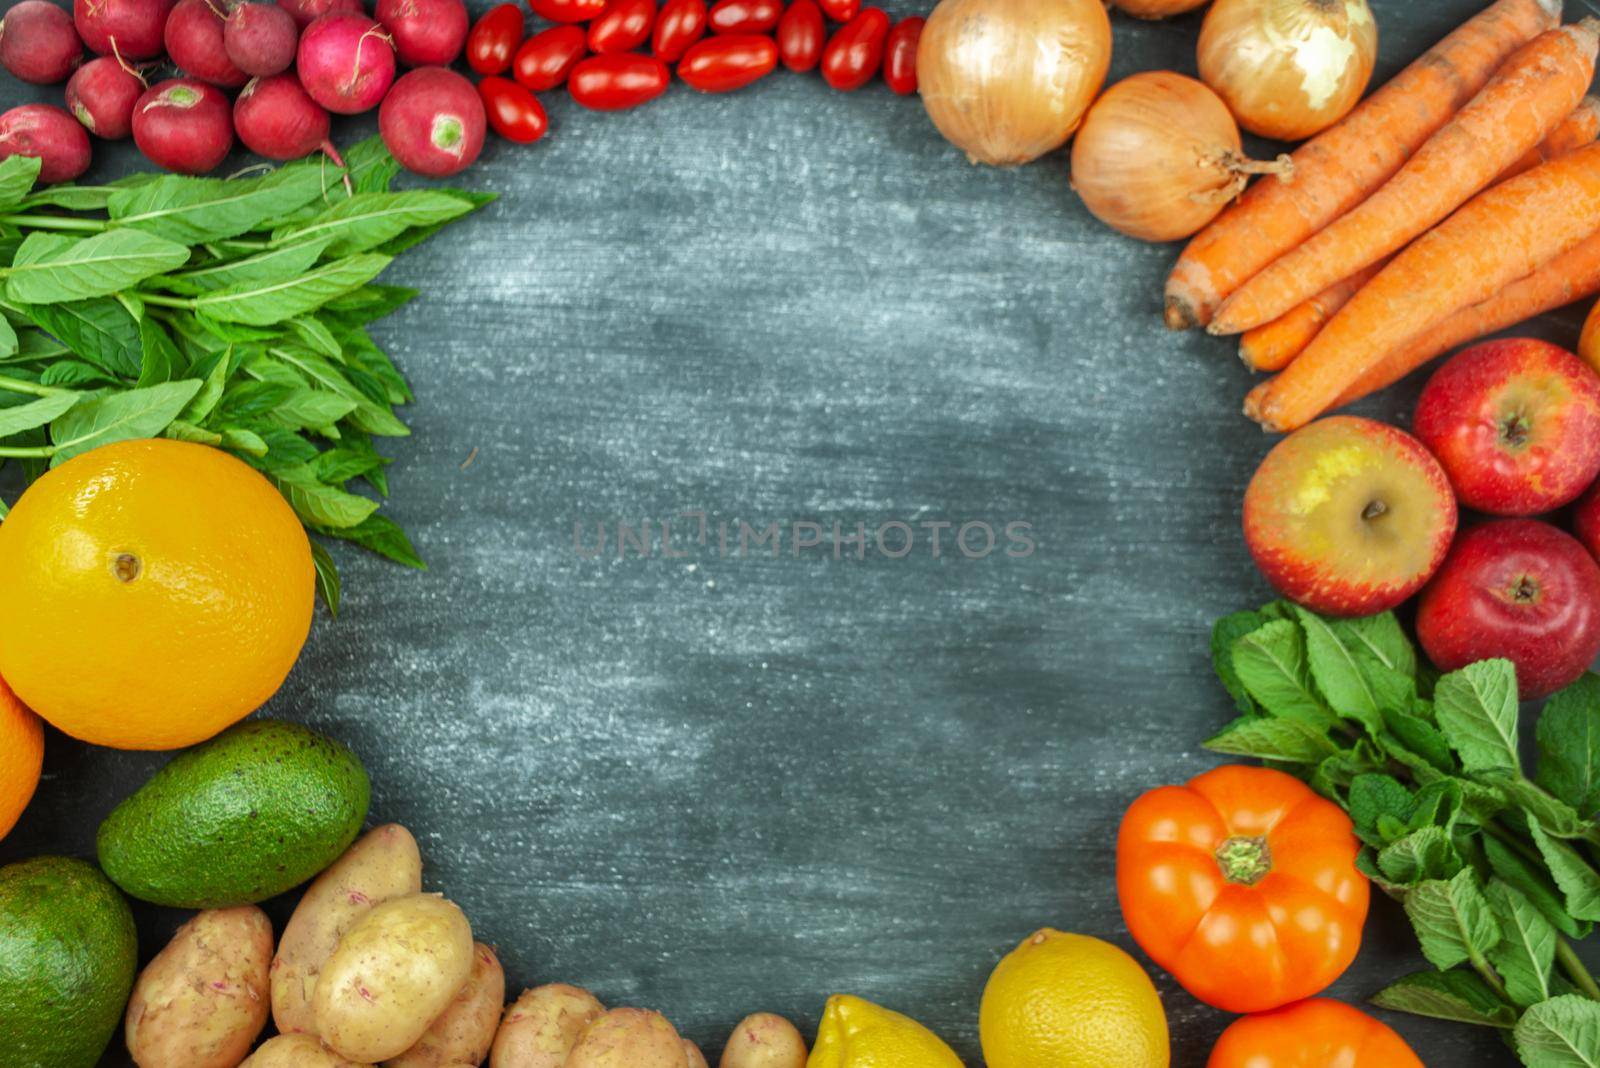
[241,1034,374,1066]
[719,1013,808,1068]
[384,942,505,1068]
[490,984,605,1068]
[125,906,273,1068]
[685,1039,710,1068]
[314,894,476,1062]
[566,1008,685,1068]
[273,824,423,1036]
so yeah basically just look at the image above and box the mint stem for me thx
[0,444,53,458]
[0,214,108,233]
[138,293,191,310]
[1558,939,1600,1001]
[0,373,71,397]
[1469,949,1511,1004]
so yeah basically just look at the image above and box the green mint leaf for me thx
[219,381,297,419]
[271,191,478,257]
[271,464,379,529]
[1485,879,1557,1007]
[271,388,357,431]
[1382,707,1457,774]
[1516,994,1600,1067]
[1378,825,1463,885]
[38,359,112,388]
[48,379,204,466]
[312,438,389,486]
[374,189,496,256]
[1538,674,1600,816]
[287,316,341,358]
[107,164,337,245]
[1295,607,1407,734]
[0,329,68,366]
[22,296,140,378]
[136,318,182,388]
[1231,620,1338,732]
[1213,609,1272,714]
[1530,822,1600,922]
[1502,778,1594,839]
[1203,715,1339,764]
[15,183,114,212]
[321,512,424,569]
[0,315,18,361]
[1485,833,1589,939]
[0,392,79,437]
[1403,868,1501,970]
[342,135,401,195]
[6,230,190,305]
[0,155,41,212]
[310,540,340,618]
[180,351,230,426]
[220,426,269,457]
[1435,659,1522,776]
[190,254,391,326]
[1349,773,1413,847]
[268,347,408,437]
[323,283,418,324]
[1370,969,1516,1028]
[153,237,332,296]
[162,420,222,445]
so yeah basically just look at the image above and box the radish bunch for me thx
[0,0,484,180]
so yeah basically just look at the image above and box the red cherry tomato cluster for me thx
[465,0,922,144]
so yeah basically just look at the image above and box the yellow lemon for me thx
[979,929,1168,1068]
[808,994,965,1068]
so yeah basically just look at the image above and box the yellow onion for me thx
[917,0,1113,167]
[1112,0,1210,18]
[1070,71,1292,242]
[1198,0,1377,142]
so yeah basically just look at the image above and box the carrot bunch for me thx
[1166,0,1600,433]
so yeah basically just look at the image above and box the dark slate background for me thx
[1,1,1592,1064]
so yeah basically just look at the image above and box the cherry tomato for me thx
[568,53,670,110]
[677,34,776,92]
[467,3,526,75]
[707,0,780,34]
[652,0,706,60]
[819,6,887,92]
[479,75,549,143]
[514,25,588,91]
[528,0,607,21]
[882,15,922,95]
[1207,1000,1424,1068]
[818,0,857,21]
[776,0,823,72]
[589,0,657,54]
[1117,765,1370,1014]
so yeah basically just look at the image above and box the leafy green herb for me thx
[0,138,491,607]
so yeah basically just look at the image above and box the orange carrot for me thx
[1164,0,1560,331]
[1213,20,1600,336]
[1498,95,1600,181]
[1238,262,1386,373]
[1332,228,1600,406]
[1250,144,1600,433]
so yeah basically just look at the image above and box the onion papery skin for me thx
[1112,0,1209,19]
[917,0,1112,167]
[1198,0,1377,142]
[1071,71,1292,243]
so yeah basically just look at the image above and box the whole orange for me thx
[0,439,314,751]
[0,675,43,840]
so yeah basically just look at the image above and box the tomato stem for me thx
[1215,835,1272,885]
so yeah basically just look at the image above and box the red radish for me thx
[0,1,83,85]
[233,73,340,161]
[0,104,91,182]
[132,77,233,173]
[73,0,175,59]
[225,2,298,76]
[277,0,362,30]
[297,12,395,114]
[374,0,467,67]
[65,55,144,137]
[164,0,248,86]
[379,66,483,176]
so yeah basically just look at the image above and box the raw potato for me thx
[240,1033,374,1067]
[125,906,273,1068]
[685,1039,710,1068]
[566,1008,686,1068]
[720,1013,808,1068]
[273,823,424,1035]
[490,984,606,1068]
[385,942,506,1068]
[314,893,476,1062]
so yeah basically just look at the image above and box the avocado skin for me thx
[0,856,138,1068]
[97,719,371,908]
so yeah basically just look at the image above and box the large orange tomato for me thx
[1116,764,1369,1013]
[1207,998,1424,1067]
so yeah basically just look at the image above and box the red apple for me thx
[1577,480,1600,563]
[1414,338,1600,516]
[1244,416,1458,617]
[1416,519,1600,699]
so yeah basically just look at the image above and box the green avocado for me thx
[97,719,371,908]
[0,856,138,1068]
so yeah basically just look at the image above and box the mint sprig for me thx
[1208,602,1600,1063]
[0,144,492,610]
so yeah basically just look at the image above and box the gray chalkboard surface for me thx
[0,1,1588,1065]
